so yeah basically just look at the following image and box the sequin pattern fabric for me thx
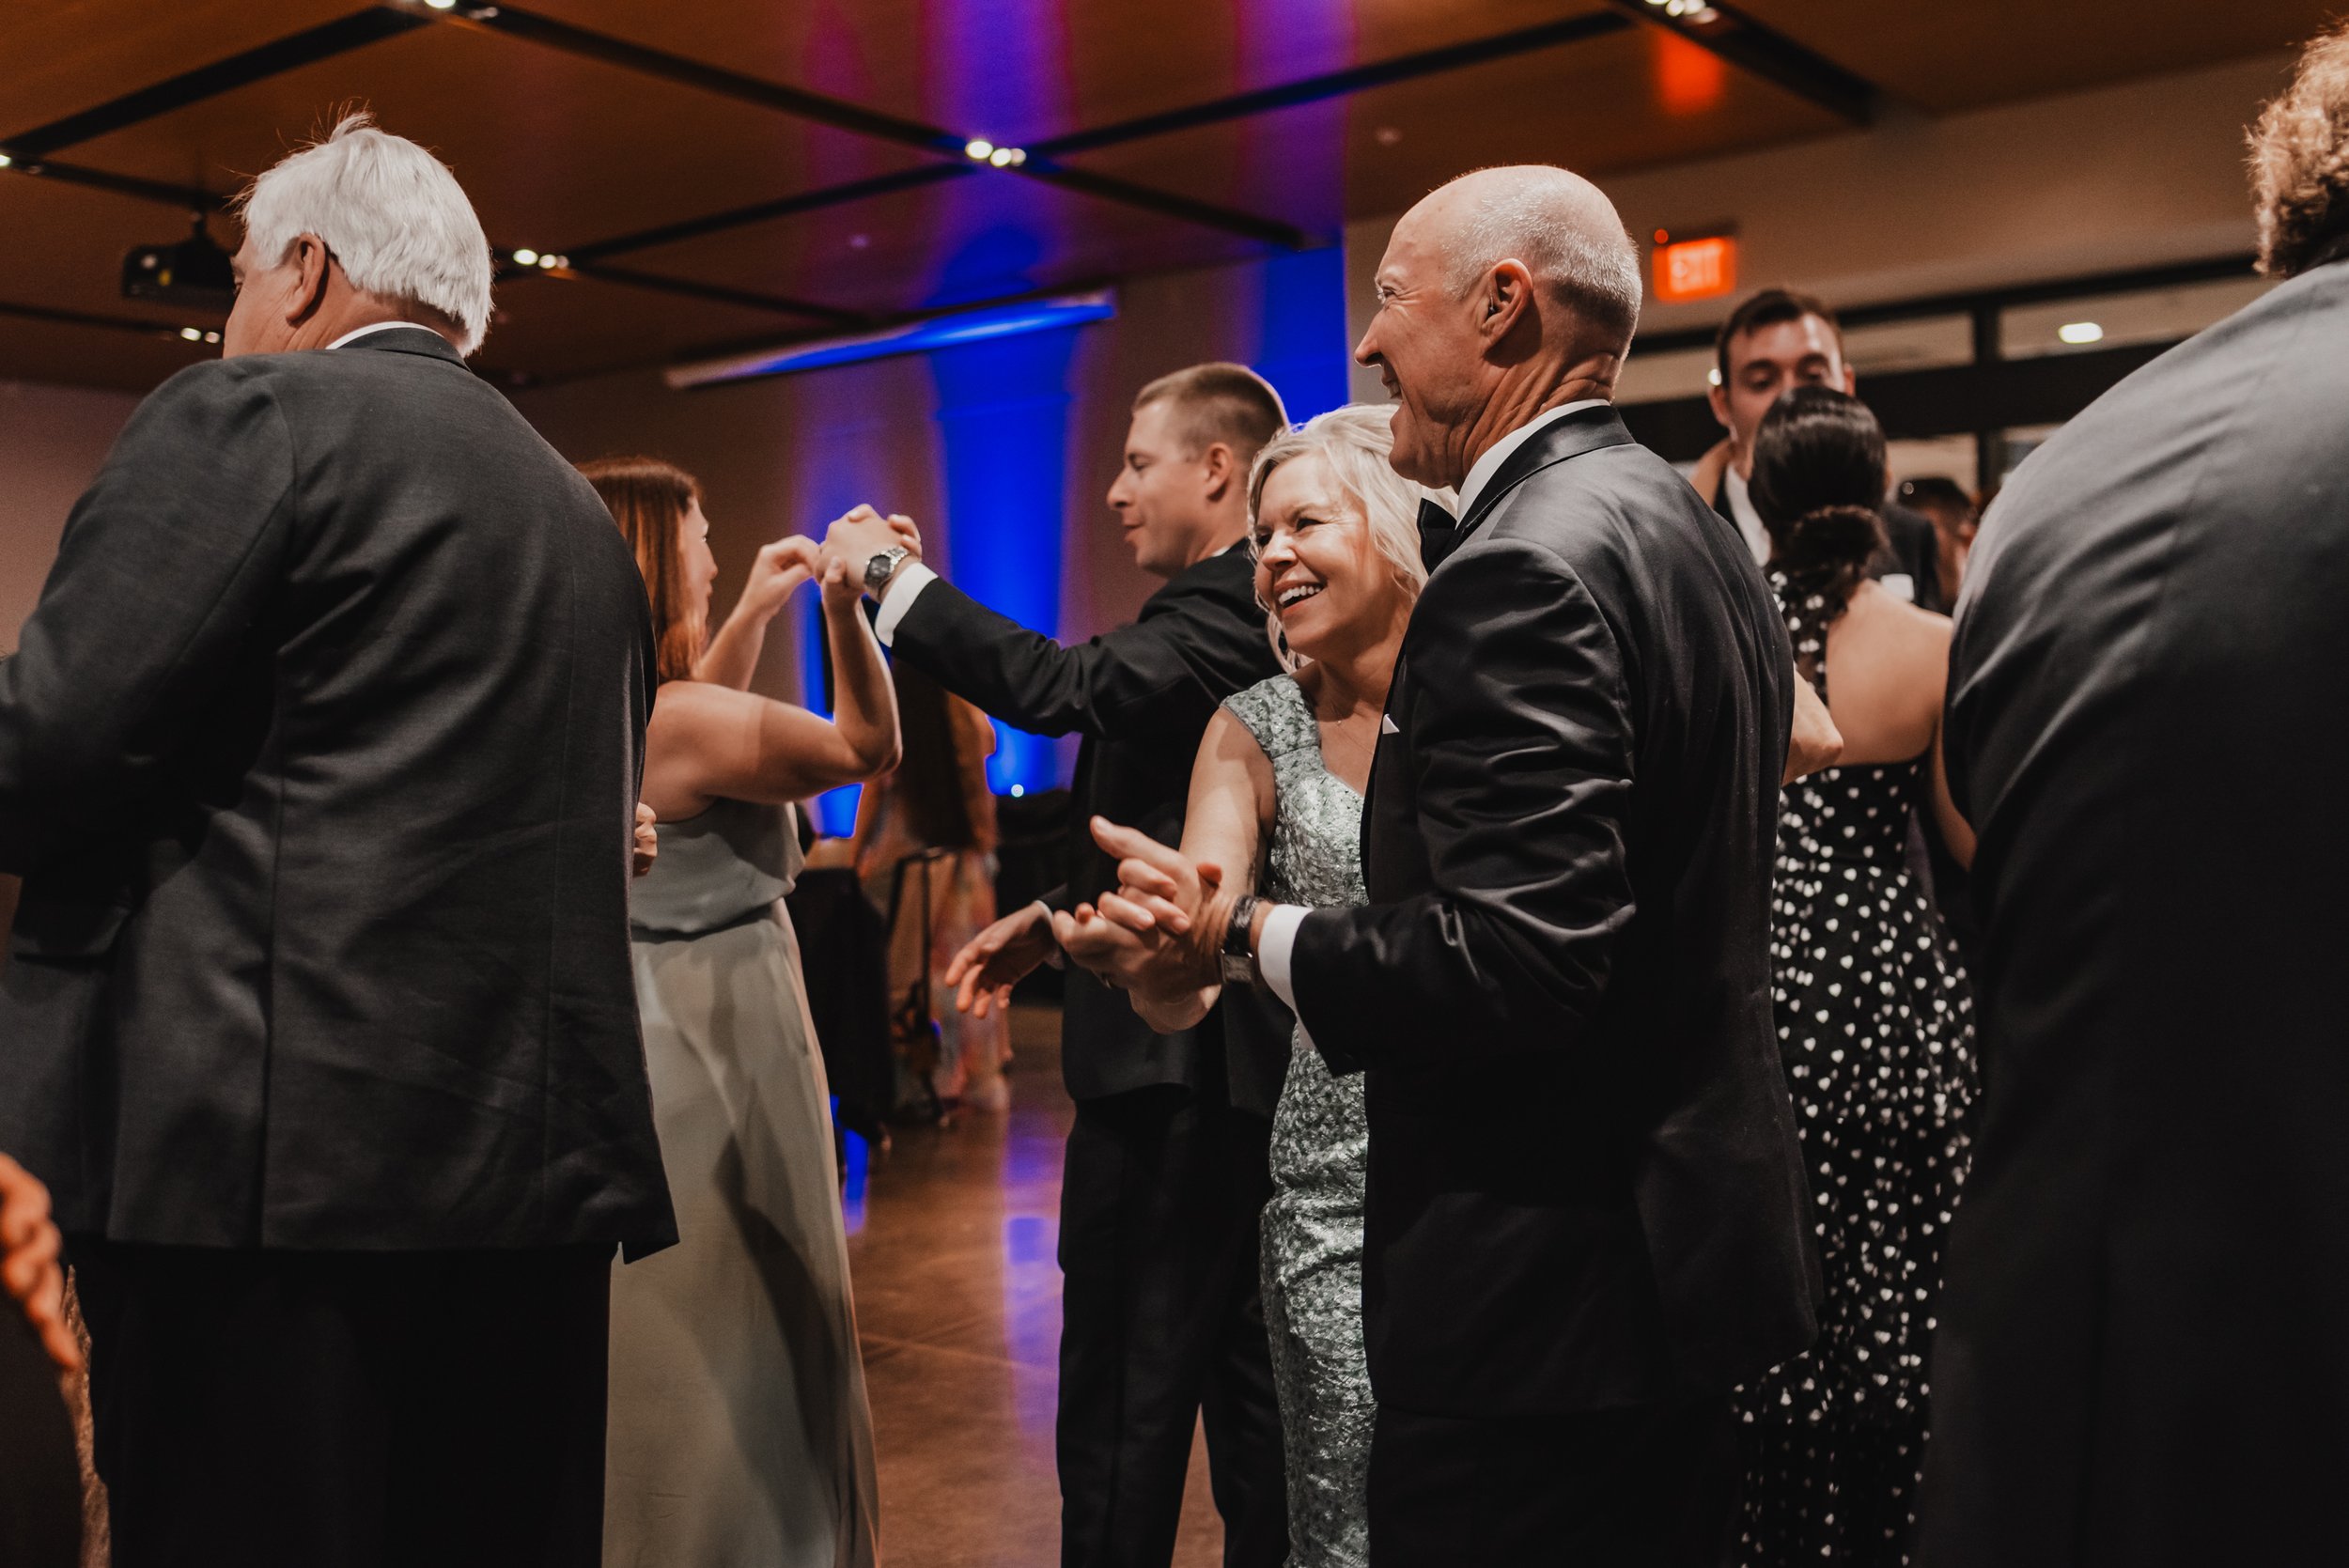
[1223,675,1374,1568]
[1735,577,1980,1567]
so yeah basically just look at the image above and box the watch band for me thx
[863,545,911,598]
[1220,893,1262,986]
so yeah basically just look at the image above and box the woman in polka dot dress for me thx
[1734,386,1980,1567]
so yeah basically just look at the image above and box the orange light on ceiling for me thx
[1654,234,1738,304]
[1653,31,1728,116]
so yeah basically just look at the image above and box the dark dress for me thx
[1737,576,1978,1566]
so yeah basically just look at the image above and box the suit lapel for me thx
[1452,403,1638,545]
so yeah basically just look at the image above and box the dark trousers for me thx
[1368,1396,1741,1566]
[0,1309,81,1568]
[1058,1084,1285,1568]
[69,1238,612,1568]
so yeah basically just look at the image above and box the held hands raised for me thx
[736,535,823,624]
[1050,818,1231,1012]
[820,505,923,598]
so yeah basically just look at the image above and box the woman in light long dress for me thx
[584,458,901,1568]
[1056,408,1432,1566]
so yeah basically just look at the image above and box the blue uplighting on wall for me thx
[929,321,1084,798]
[1252,246,1352,424]
[668,291,1115,388]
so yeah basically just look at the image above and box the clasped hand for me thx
[818,504,922,589]
[1051,817,1231,1005]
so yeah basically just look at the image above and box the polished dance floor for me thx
[847,1003,1223,1568]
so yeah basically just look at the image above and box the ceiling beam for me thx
[0,298,215,340]
[1034,10,1635,159]
[0,8,433,159]
[0,157,225,211]
[438,3,1310,251]
[569,164,969,264]
[1603,0,1875,125]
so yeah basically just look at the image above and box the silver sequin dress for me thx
[1224,675,1375,1568]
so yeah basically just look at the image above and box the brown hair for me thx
[2251,21,2349,278]
[1713,287,1843,387]
[1132,362,1288,468]
[579,456,705,682]
[887,662,997,852]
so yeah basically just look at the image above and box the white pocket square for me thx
[1380,715,1399,735]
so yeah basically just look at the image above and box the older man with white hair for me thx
[1062,164,1822,1562]
[0,114,673,1565]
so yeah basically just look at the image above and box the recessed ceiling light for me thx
[204,331,221,343]
[965,139,994,161]
[537,253,560,269]
[424,0,458,9]
[179,327,202,340]
[0,153,13,168]
[2058,320,2104,345]
[1374,126,1402,147]
[511,247,538,266]
[988,147,1014,167]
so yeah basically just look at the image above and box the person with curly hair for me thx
[1916,21,2349,1567]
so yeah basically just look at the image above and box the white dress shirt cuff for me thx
[871,561,939,646]
[1254,903,1311,1013]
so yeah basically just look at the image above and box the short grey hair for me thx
[1441,171,1642,351]
[1246,405,1441,668]
[236,112,494,354]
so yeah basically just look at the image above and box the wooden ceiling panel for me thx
[474,272,820,381]
[0,172,226,333]
[0,312,213,392]
[513,0,1619,149]
[48,20,930,248]
[1731,0,2326,114]
[1065,24,1843,231]
[0,0,358,139]
[622,171,1268,316]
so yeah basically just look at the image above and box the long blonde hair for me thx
[1245,405,1445,669]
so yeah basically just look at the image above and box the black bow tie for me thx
[1418,497,1462,570]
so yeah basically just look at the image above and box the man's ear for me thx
[1479,259,1535,344]
[286,233,334,329]
[1200,441,1236,501]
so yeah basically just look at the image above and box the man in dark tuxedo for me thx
[822,365,1290,1567]
[1693,287,1947,611]
[0,116,672,1566]
[1063,166,1819,1562]
[1917,27,2349,1565]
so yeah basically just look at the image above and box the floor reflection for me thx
[847,1003,1223,1568]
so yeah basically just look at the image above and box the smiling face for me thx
[1252,451,1410,666]
[1710,314,1856,475]
[678,498,720,624]
[1352,201,1495,490]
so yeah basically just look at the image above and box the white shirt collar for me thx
[325,320,444,350]
[1454,398,1610,521]
[1722,466,1771,566]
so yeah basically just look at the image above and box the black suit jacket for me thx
[1920,260,2349,1567]
[1290,406,1817,1417]
[0,328,676,1257]
[887,549,1290,1107]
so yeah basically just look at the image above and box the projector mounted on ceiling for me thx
[122,216,233,311]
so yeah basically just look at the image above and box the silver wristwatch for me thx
[863,545,911,598]
[1220,893,1263,986]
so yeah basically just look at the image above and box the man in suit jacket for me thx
[1692,287,1947,611]
[0,116,672,1566]
[1917,30,2349,1564]
[822,365,1291,1567]
[1064,167,1819,1563]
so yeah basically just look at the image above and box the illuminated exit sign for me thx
[1652,230,1737,304]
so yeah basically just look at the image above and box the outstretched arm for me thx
[695,536,820,691]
